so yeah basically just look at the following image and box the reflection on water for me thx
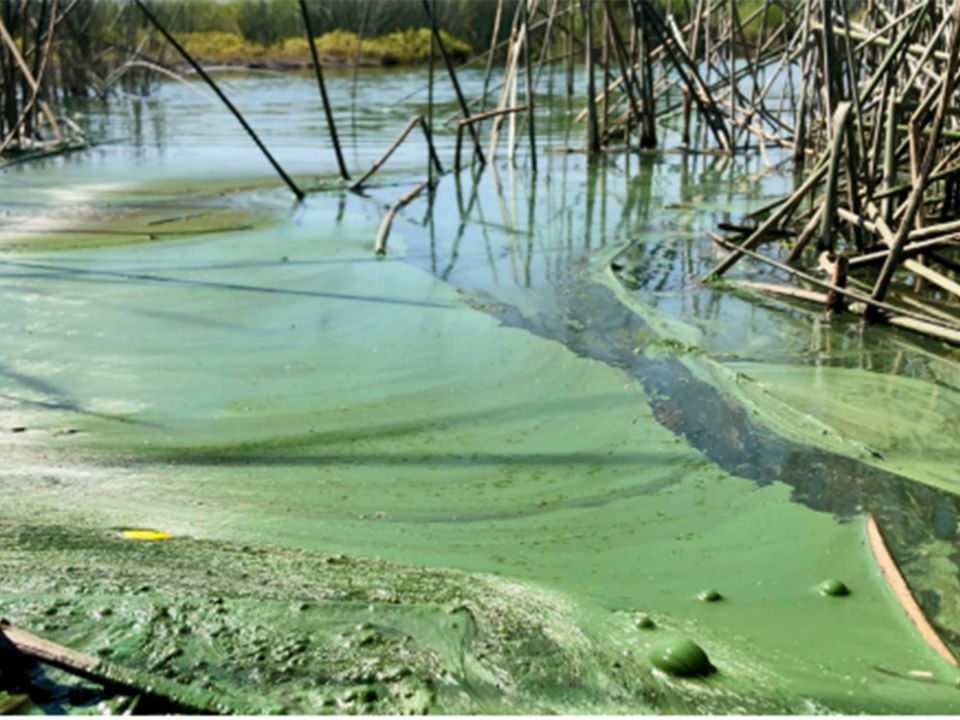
[377,151,960,645]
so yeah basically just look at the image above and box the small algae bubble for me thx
[634,614,657,630]
[698,589,723,603]
[649,638,714,678]
[818,579,850,597]
[120,529,172,541]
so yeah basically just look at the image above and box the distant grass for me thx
[172,28,472,67]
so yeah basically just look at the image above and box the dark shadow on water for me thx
[0,392,159,427]
[488,278,960,649]
[122,449,674,468]
[0,363,157,427]
[390,159,960,645]
[0,259,456,311]
[116,391,639,458]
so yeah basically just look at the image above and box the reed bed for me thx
[448,0,960,346]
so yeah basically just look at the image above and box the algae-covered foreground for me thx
[3,70,960,714]
[1,524,662,715]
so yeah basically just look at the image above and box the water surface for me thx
[2,67,960,713]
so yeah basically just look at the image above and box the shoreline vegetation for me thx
[169,28,472,70]
[131,0,778,72]
[136,0,491,71]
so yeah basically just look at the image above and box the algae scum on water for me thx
[3,69,960,714]
[0,523,663,715]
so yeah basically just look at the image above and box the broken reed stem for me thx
[134,0,304,201]
[8,0,960,347]
[480,0,506,114]
[824,253,849,317]
[523,0,538,172]
[351,114,423,190]
[456,105,529,171]
[0,0,60,154]
[637,0,730,151]
[375,180,431,257]
[298,0,349,181]
[603,0,645,146]
[868,0,960,316]
[583,0,601,155]
[819,101,853,254]
[708,232,960,331]
[1,620,234,714]
[422,0,485,165]
[419,116,444,178]
[735,279,960,345]
[428,0,436,186]
[0,12,61,145]
[706,159,830,278]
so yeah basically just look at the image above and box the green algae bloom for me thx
[4,68,960,716]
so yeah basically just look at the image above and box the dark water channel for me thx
[395,156,960,651]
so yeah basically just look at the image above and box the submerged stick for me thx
[134,0,304,201]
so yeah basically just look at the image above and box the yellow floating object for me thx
[120,529,171,541]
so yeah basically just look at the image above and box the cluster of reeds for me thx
[1,0,75,155]
[464,0,960,345]
[400,0,960,346]
[0,0,167,157]
[699,0,960,346]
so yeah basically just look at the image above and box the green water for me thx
[2,68,960,713]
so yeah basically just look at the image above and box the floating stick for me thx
[0,620,234,714]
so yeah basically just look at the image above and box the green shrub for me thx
[172,32,264,64]
[375,28,471,64]
[168,28,472,67]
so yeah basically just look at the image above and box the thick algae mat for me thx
[3,204,960,713]
[1,523,665,714]
[3,70,960,713]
